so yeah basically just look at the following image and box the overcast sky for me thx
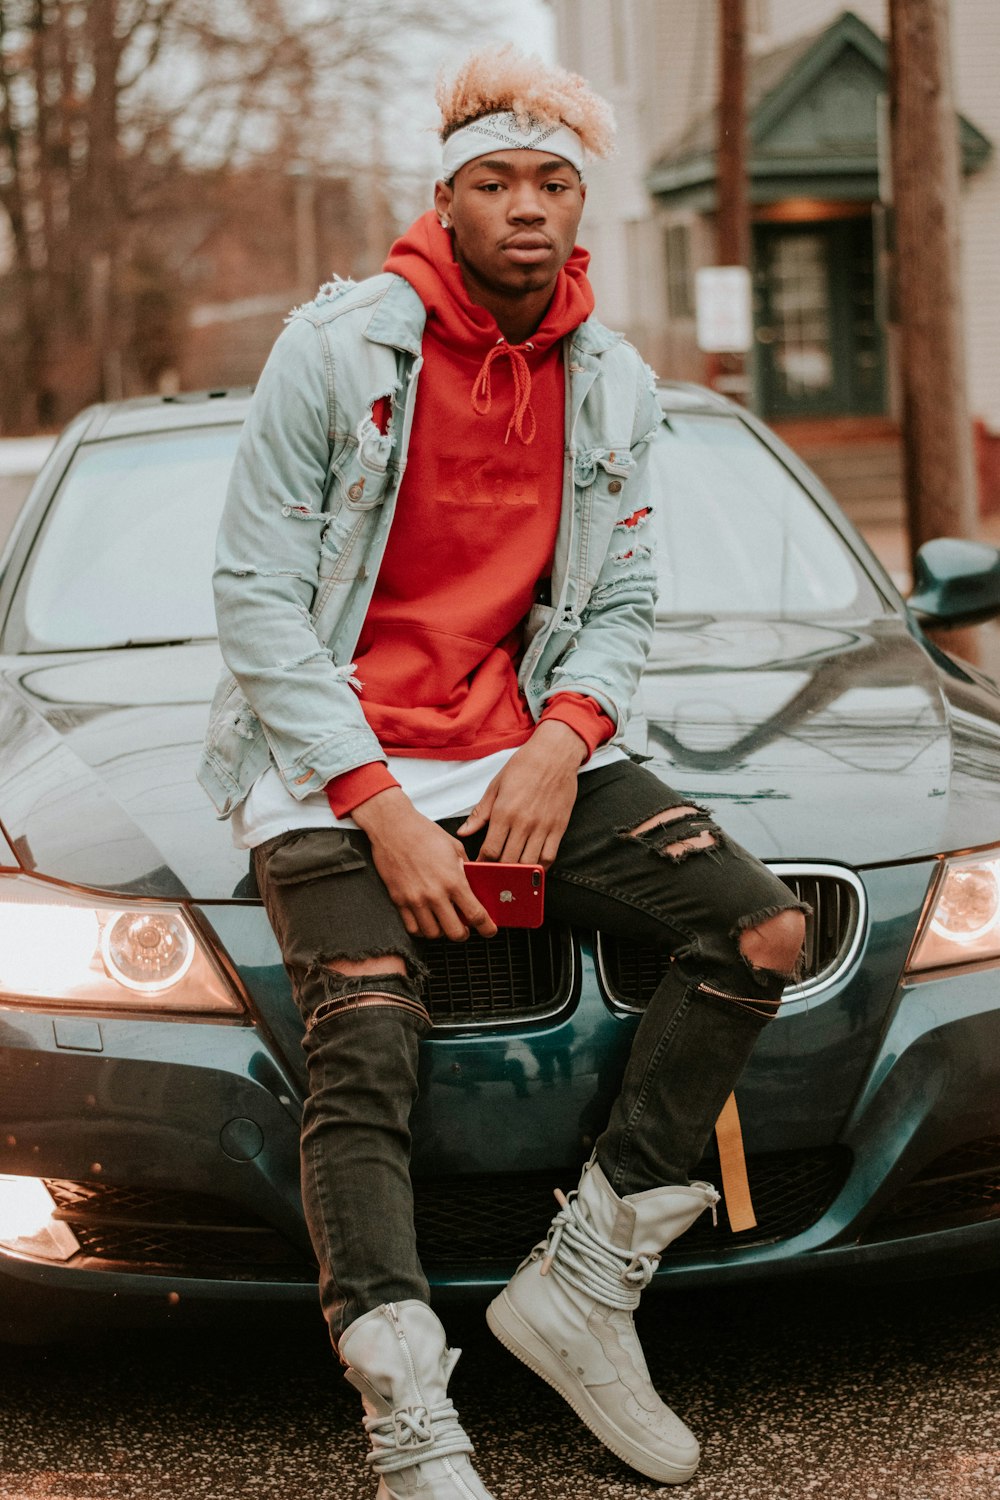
[504,0,556,58]
[383,0,557,197]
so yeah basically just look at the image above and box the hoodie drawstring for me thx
[472,338,537,445]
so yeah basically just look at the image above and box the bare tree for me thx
[0,0,482,430]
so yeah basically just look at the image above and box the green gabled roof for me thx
[646,9,992,206]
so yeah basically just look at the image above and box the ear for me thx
[433,179,454,225]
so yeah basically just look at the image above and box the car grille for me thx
[44,1146,849,1281]
[863,1136,1000,1239]
[598,866,864,1011]
[413,1146,851,1265]
[420,924,571,1027]
[45,1180,316,1281]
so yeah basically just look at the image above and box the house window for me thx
[665,224,694,319]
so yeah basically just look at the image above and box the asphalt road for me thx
[0,455,998,1500]
[1,1267,998,1500]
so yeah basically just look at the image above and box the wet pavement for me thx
[1,1267,998,1500]
[1,456,999,1500]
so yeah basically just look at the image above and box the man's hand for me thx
[457,719,587,867]
[353,788,498,941]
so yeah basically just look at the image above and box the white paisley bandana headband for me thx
[441,110,585,179]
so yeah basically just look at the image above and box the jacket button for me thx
[608,479,622,494]
[348,480,365,501]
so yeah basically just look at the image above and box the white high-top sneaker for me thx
[486,1157,719,1484]
[340,1300,494,1500]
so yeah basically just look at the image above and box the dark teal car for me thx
[2,385,1000,1343]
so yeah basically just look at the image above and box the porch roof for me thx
[646,9,992,210]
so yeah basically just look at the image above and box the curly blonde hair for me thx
[436,45,615,159]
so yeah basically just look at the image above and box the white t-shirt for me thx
[232,743,625,849]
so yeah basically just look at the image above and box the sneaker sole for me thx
[485,1290,700,1485]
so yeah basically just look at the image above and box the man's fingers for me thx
[432,896,470,943]
[456,783,498,838]
[496,818,533,865]
[399,906,420,938]
[409,904,443,941]
[477,804,515,862]
[539,831,563,869]
[453,883,498,939]
[518,831,547,869]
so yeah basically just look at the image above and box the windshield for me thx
[16,427,241,650]
[649,413,884,617]
[11,410,884,652]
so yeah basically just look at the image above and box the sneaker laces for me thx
[364,1399,475,1476]
[537,1187,658,1311]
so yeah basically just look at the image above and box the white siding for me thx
[758,0,886,49]
[952,3,1000,427]
[558,1,716,343]
[554,0,1000,420]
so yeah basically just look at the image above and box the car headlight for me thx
[0,873,243,1016]
[907,851,1000,973]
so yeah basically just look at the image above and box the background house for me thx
[552,2,1000,518]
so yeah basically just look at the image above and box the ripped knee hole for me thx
[625,805,720,861]
[738,908,807,981]
[323,954,408,978]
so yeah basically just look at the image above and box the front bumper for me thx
[2,864,1000,1341]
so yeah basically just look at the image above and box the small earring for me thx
[439,215,450,228]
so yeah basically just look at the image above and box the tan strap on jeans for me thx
[714,1092,756,1232]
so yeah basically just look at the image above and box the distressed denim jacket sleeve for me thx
[538,363,662,732]
[212,314,387,793]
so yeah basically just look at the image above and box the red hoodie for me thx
[326,211,613,816]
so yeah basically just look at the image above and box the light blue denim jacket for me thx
[198,272,662,818]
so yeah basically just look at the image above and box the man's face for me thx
[435,149,586,305]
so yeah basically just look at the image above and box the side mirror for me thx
[908,538,1000,627]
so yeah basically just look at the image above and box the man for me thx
[200,45,806,1498]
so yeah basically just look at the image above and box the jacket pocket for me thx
[329,444,391,513]
[522,601,556,652]
[574,448,635,492]
[574,449,639,587]
[205,674,260,756]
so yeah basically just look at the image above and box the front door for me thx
[753,217,885,419]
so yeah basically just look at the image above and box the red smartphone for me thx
[463,862,545,928]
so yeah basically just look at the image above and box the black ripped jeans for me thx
[252,759,807,1344]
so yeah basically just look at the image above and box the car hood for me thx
[1,622,1000,900]
[627,614,1000,864]
[0,643,247,899]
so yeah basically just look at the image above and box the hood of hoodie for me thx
[383,209,595,355]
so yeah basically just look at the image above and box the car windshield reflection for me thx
[651,415,885,618]
[17,426,241,651]
[12,410,886,654]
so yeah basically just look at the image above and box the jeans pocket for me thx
[260,828,368,887]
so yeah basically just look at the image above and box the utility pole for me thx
[717,0,749,270]
[888,0,976,556]
[712,0,750,399]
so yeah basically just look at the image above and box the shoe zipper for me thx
[387,1302,417,1384]
[385,1302,427,1419]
